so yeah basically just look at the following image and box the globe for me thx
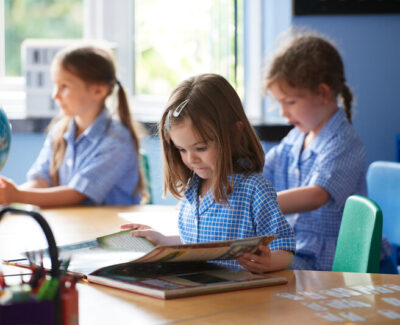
[0,107,11,172]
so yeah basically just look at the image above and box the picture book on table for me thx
[4,230,287,299]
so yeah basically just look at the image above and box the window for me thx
[135,0,243,98]
[3,0,83,77]
[0,0,291,123]
[0,0,83,117]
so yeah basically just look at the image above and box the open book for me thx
[5,230,287,299]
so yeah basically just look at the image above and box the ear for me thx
[91,83,110,100]
[317,83,333,104]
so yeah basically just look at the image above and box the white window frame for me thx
[0,0,291,122]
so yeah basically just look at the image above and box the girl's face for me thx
[168,117,218,183]
[51,63,103,118]
[269,81,332,134]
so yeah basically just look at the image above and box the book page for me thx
[97,230,155,252]
[132,235,276,263]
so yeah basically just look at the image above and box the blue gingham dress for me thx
[27,109,141,205]
[179,173,296,270]
[263,108,371,270]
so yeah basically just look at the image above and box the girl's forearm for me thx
[277,185,329,214]
[269,250,294,271]
[16,186,86,207]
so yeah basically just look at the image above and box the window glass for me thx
[135,0,243,98]
[4,0,82,76]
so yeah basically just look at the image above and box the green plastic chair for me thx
[332,195,382,273]
[140,150,153,204]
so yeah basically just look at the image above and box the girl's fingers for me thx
[120,223,151,230]
[237,257,265,274]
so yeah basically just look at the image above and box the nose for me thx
[187,151,200,164]
[52,85,59,100]
[280,104,290,119]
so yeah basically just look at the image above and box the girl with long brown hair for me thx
[122,74,295,273]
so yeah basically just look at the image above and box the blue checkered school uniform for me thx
[179,173,296,270]
[263,108,390,271]
[27,109,141,205]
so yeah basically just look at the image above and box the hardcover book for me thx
[5,230,287,299]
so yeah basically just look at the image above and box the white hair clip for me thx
[173,99,189,117]
[165,99,189,131]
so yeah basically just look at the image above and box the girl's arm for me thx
[237,245,294,273]
[277,185,329,215]
[0,176,86,207]
[20,178,51,189]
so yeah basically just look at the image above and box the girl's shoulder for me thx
[105,117,134,143]
[280,127,302,146]
[233,173,275,192]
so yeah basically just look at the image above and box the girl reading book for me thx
[122,73,295,273]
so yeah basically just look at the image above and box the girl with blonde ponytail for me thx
[0,44,145,206]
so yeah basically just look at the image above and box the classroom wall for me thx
[291,14,400,165]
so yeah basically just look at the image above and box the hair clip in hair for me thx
[173,99,189,117]
[165,99,189,131]
[165,111,172,131]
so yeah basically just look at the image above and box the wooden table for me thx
[1,205,400,324]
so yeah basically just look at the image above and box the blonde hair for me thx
[264,30,353,122]
[159,73,264,204]
[49,44,146,200]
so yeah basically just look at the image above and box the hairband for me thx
[116,79,122,87]
[165,99,190,131]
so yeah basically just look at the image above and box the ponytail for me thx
[116,83,148,203]
[49,117,71,186]
[340,83,353,123]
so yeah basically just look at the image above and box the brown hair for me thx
[264,31,353,122]
[49,44,146,200]
[159,73,264,204]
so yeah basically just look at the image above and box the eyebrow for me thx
[174,141,207,149]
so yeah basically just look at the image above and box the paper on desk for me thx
[118,211,179,236]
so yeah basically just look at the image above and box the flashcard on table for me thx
[381,297,400,307]
[297,291,327,300]
[377,309,400,319]
[276,292,304,301]
[325,299,371,309]
[302,302,329,311]
[331,287,362,297]
[338,311,365,322]
[320,289,351,298]
[315,312,344,322]
[383,284,400,291]
[351,285,381,295]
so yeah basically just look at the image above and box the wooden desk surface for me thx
[1,205,400,324]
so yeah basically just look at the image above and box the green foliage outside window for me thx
[5,0,82,76]
[135,0,243,97]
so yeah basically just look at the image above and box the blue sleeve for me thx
[68,133,138,204]
[26,133,53,186]
[263,145,279,183]
[309,136,366,209]
[251,178,296,253]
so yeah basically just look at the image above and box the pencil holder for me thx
[0,204,64,325]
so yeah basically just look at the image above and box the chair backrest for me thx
[140,150,153,204]
[367,161,400,247]
[332,195,382,273]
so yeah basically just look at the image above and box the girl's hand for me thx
[0,176,19,204]
[237,244,273,274]
[120,223,171,246]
